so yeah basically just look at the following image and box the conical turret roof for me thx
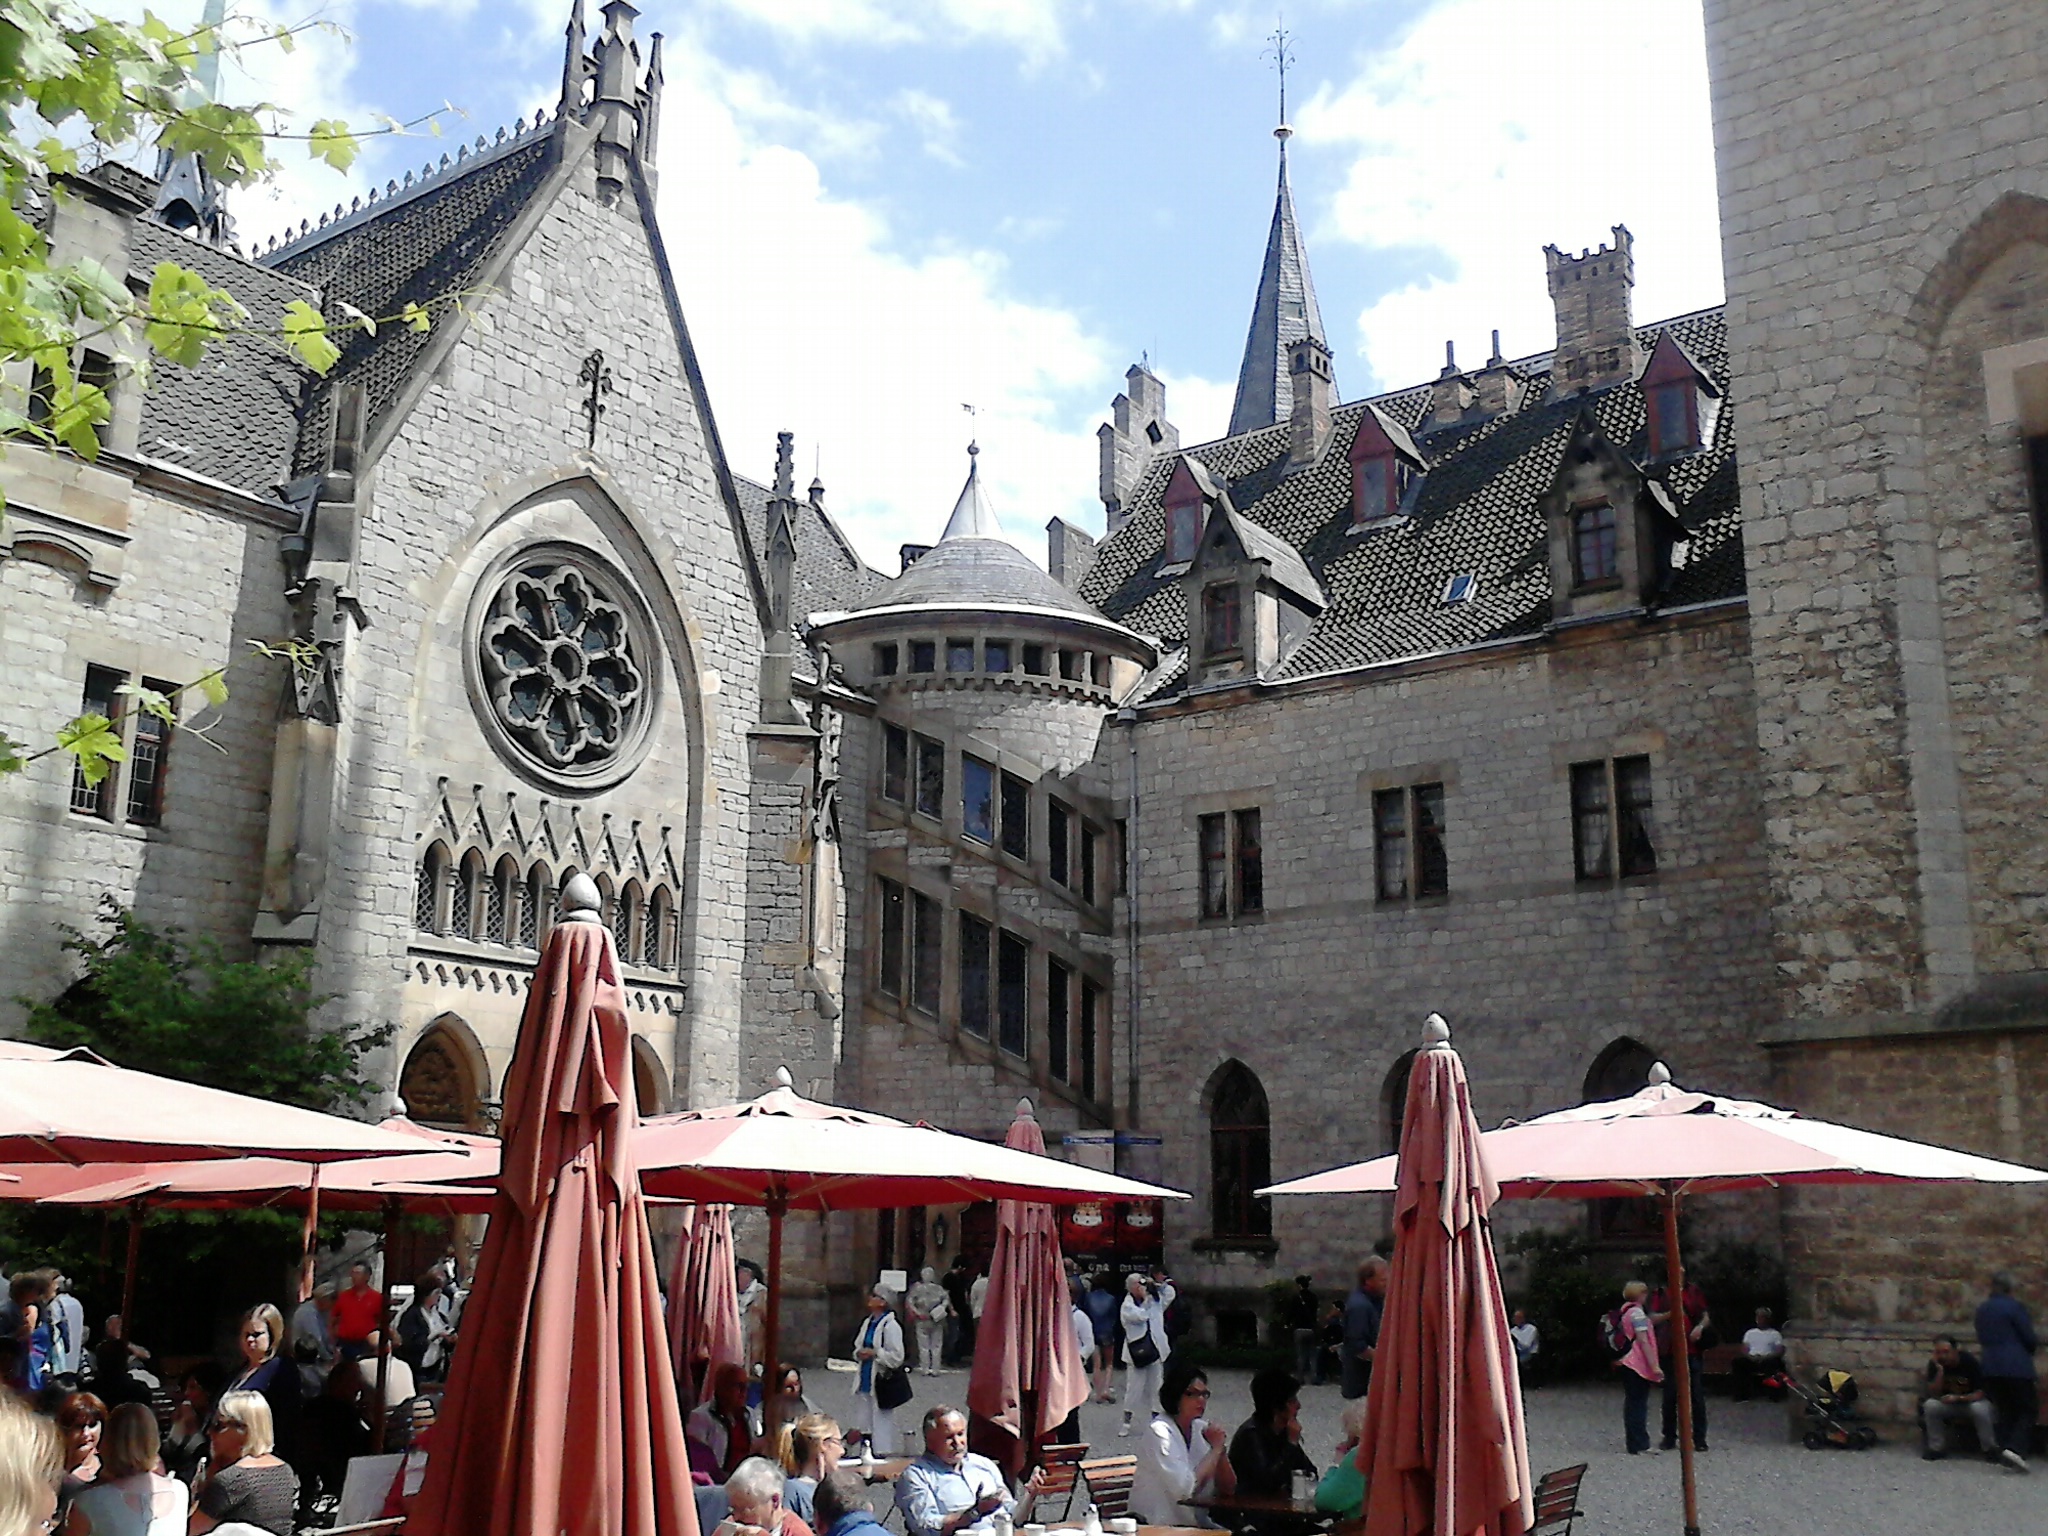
[1227,139,1332,437]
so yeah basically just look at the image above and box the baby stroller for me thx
[1777,1367,1878,1450]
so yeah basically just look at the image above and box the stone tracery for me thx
[479,559,646,773]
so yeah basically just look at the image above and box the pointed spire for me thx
[150,0,232,247]
[561,0,588,118]
[1227,130,1332,438]
[939,442,1002,541]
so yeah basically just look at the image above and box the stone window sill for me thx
[1193,1236,1279,1257]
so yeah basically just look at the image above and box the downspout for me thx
[1119,706,1141,1159]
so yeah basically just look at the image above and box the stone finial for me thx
[774,1065,794,1089]
[1014,1097,1034,1120]
[773,430,796,500]
[1648,1060,1672,1086]
[1423,1011,1451,1047]
[559,871,601,921]
[561,0,588,116]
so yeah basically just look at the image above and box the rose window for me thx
[479,561,647,772]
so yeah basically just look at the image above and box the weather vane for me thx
[1264,17,1295,133]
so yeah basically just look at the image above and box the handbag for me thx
[876,1362,913,1410]
[1127,1331,1160,1369]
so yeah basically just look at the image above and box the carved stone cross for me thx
[579,348,614,448]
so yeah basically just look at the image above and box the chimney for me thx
[1545,224,1641,396]
[1472,330,1525,419]
[1047,517,1099,590]
[899,544,932,573]
[1099,362,1178,529]
[1422,340,1474,434]
[1286,335,1334,469]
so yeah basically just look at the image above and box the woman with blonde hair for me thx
[189,1392,296,1536]
[65,1402,186,1536]
[1616,1279,1662,1456]
[0,1391,62,1536]
[219,1307,297,1474]
[772,1413,842,1526]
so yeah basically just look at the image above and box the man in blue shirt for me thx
[895,1406,1049,1536]
[815,1469,890,1536]
[1340,1258,1388,1402]
[1974,1271,2038,1474]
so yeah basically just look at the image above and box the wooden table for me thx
[1046,1525,1210,1536]
[839,1455,915,1484]
[1182,1491,1334,1525]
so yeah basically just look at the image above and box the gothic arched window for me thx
[1585,1036,1662,1242]
[416,843,452,934]
[645,886,672,969]
[1209,1061,1272,1241]
[617,880,643,959]
[1382,1048,1421,1156]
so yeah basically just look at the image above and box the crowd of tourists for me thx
[0,1253,465,1536]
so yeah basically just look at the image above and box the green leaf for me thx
[272,23,296,54]
[337,299,374,337]
[0,735,25,776]
[56,712,126,786]
[281,298,340,374]
[193,668,228,709]
[116,681,175,725]
[307,118,358,173]
[398,300,430,334]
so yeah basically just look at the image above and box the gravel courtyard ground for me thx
[801,1361,2048,1535]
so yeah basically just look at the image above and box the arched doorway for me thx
[630,1036,668,1115]
[399,1016,487,1132]
[1585,1036,1661,1243]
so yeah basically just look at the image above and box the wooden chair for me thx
[1530,1463,1587,1535]
[1076,1454,1136,1521]
[1031,1443,1088,1522]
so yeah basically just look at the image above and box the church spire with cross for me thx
[1226,21,1334,438]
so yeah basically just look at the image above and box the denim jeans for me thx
[1623,1370,1652,1453]
[1661,1359,1708,1448]
[1293,1328,1322,1385]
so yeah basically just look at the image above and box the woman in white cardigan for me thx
[849,1285,907,1455]
[1119,1272,1175,1437]
[1130,1357,1234,1527]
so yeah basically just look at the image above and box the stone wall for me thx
[1119,610,1776,1306]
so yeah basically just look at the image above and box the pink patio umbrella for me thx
[629,1069,1186,1383]
[1354,1017,1533,1536]
[666,1201,745,1407]
[1265,1060,2048,1536]
[966,1099,1090,1474]
[407,876,695,1536]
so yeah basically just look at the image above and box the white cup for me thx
[1109,1521,1138,1535]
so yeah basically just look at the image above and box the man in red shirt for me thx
[1649,1277,1711,1452]
[332,1261,383,1361]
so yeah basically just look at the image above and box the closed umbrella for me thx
[1265,1061,2048,1536]
[632,1069,1187,1384]
[407,875,694,1536]
[666,1202,744,1407]
[966,1099,1090,1474]
[1355,1016,1532,1536]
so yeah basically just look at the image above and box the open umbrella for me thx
[666,1202,745,1407]
[966,1099,1089,1474]
[631,1069,1187,1381]
[1354,1018,1532,1536]
[1264,1061,2048,1536]
[407,875,694,1536]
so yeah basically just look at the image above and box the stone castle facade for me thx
[0,0,2042,1400]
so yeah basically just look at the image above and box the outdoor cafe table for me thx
[842,1455,915,1484]
[1182,1490,1335,1526]
[1047,1528,1211,1536]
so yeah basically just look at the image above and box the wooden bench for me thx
[1531,1463,1587,1535]
[1077,1454,1137,1520]
[1032,1443,1088,1523]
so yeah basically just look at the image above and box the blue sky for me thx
[193,0,1723,570]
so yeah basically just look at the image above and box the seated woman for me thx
[1130,1359,1236,1528]
[66,1402,186,1536]
[773,1413,843,1527]
[760,1365,819,1454]
[1226,1370,1318,1535]
[715,1456,813,1536]
[688,1361,760,1484]
[189,1390,298,1536]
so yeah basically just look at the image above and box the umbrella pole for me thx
[763,1194,786,1386]
[118,1199,144,1336]
[1662,1188,1701,1536]
[372,1195,398,1454]
[296,1166,322,1304]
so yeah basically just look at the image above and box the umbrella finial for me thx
[1015,1097,1034,1119]
[559,872,602,922]
[1648,1061,1672,1086]
[773,1066,794,1089]
[1423,1012,1451,1048]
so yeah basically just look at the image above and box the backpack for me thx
[1600,1307,1633,1359]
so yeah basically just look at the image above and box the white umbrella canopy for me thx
[1261,1062,2048,1199]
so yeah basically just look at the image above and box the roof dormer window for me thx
[1166,498,1201,563]
[1348,404,1421,526]
[1203,582,1242,655]
[1647,380,1697,457]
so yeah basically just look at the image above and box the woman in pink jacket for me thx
[1619,1281,1663,1455]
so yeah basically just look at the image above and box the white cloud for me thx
[702,0,1069,65]
[891,89,965,167]
[1300,0,1722,393]
[650,21,1134,569]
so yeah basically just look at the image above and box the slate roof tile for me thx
[1077,307,1743,699]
